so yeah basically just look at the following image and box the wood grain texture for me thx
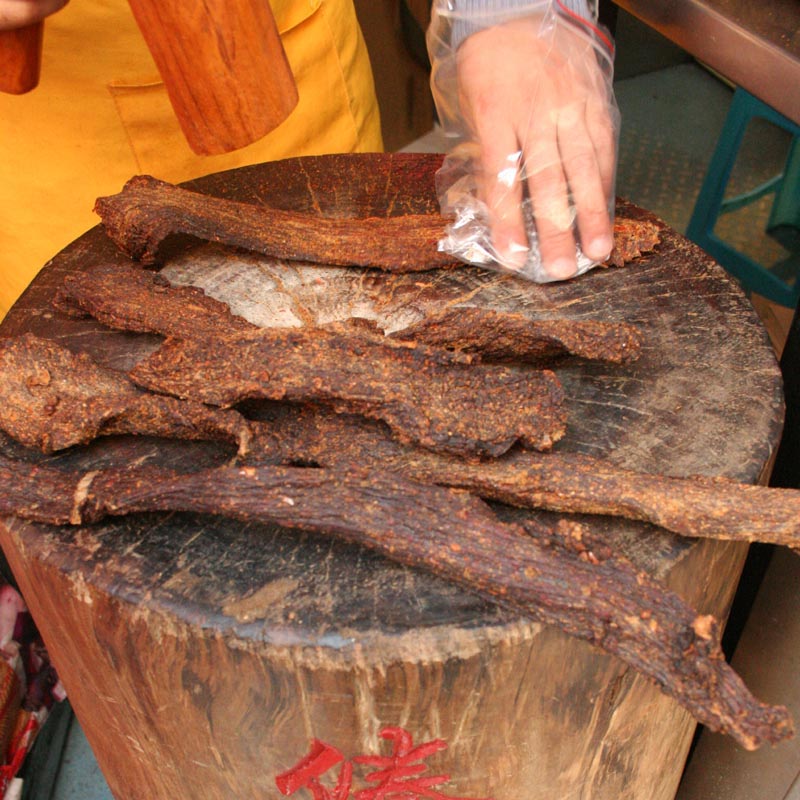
[0,22,43,95]
[0,153,786,799]
[126,0,298,155]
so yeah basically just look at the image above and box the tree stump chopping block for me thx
[0,154,784,800]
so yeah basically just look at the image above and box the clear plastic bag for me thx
[427,1,620,282]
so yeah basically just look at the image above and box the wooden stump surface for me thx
[0,153,785,800]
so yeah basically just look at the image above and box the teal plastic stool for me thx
[686,88,800,308]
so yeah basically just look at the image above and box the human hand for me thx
[456,14,618,279]
[430,5,619,281]
[0,0,68,30]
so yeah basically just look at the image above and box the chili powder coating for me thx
[56,263,642,366]
[605,215,663,267]
[389,306,643,365]
[239,405,800,549]
[128,326,567,458]
[0,453,791,751]
[54,263,257,340]
[1,339,799,549]
[93,175,661,274]
[0,334,252,455]
[94,175,459,271]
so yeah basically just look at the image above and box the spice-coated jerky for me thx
[54,264,256,340]
[0,452,790,751]
[389,307,642,365]
[55,265,643,367]
[605,216,662,267]
[244,406,800,549]
[93,175,659,272]
[3,336,798,547]
[4,336,798,547]
[129,327,567,457]
[94,175,459,271]
[0,334,251,455]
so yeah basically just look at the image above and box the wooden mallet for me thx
[0,0,299,155]
[0,21,43,94]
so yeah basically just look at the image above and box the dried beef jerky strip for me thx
[605,216,662,267]
[389,307,642,365]
[129,327,567,457]
[432,451,800,548]
[245,407,800,548]
[93,176,659,272]
[94,175,458,271]
[54,264,257,340]
[0,334,252,455]
[0,452,790,750]
[55,265,641,368]
[4,333,796,547]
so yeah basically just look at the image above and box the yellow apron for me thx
[0,0,382,319]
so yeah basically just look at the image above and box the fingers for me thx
[524,65,618,275]
[481,99,612,280]
[476,134,529,270]
[557,100,613,262]
[451,15,619,281]
[457,28,530,271]
[586,92,619,201]
[524,125,580,279]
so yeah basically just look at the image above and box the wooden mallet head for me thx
[0,0,299,155]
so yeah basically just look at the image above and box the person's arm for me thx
[448,0,594,49]
[429,0,619,281]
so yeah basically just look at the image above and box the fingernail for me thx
[586,234,613,260]
[546,257,578,280]
[499,239,529,270]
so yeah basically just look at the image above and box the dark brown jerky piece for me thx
[53,264,257,339]
[94,175,458,271]
[55,265,639,367]
[0,334,252,455]
[244,407,800,548]
[605,217,662,267]
[129,327,567,457]
[438,451,800,548]
[389,307,643,365]
[4,331,796,545]
[0,452,791,750]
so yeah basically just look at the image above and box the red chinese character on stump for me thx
[276,727,492,800]
[276,739,353,800]
[353,727,483,800]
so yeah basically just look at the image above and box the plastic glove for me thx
[428,1,620,282]
[0,0,68,30]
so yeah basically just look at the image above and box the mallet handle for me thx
[0,21,43,95]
